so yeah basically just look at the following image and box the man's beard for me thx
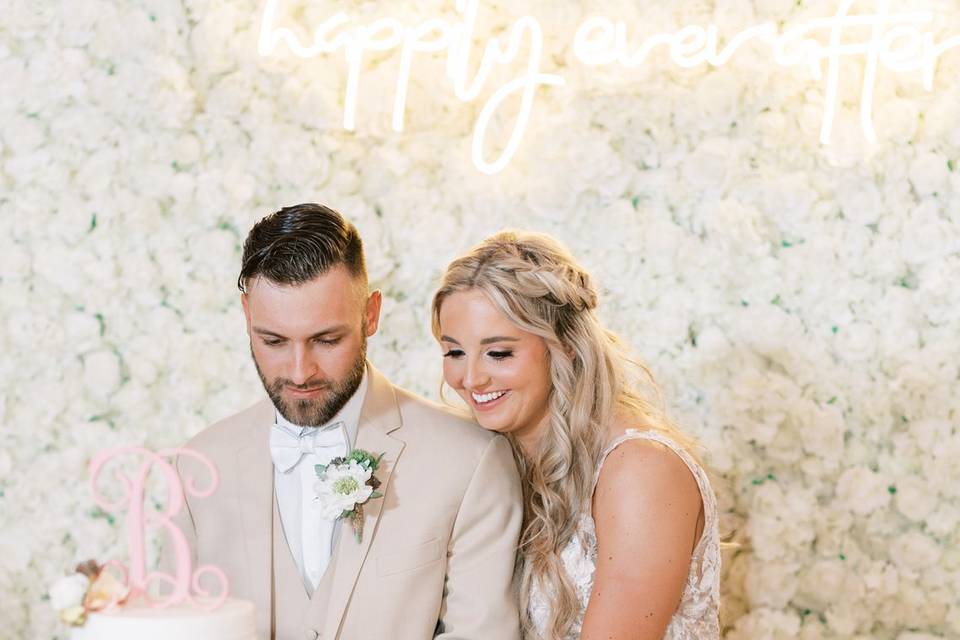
[252,337,367,427]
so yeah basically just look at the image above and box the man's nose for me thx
[289,344,319,385]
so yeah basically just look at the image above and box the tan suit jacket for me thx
[168,365,523,640]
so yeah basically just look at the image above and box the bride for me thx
[431,230,720,639]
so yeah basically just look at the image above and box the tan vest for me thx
[272,495,337,640]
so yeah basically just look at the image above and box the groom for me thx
[168,203,523,639]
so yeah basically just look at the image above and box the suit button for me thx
[304,630,318,640]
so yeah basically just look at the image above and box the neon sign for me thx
[259,0,960,174]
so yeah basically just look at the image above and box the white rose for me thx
[694,70,740,124]
[1,113,45,154]
[900,201,951,264]
[924,506,959,538]
[861,560,899,596]
[835,467,891,515]
[704,198,774,258]
[190,4,241,77]
[6,308,60,346]
[64,312,104,352]
[31,237,88,291]
[744,560,799,608]
[766,426,804,465]
[948,605,960,635]
[737,306,805,359]
[82,349,123,398]
[798,403,844,461]
[798,616,828,639]
[835,179,882,225]
[891,531,941,572]
[694,325,730,361]
[820,107,871,169]
[908,151,950,196]
[746,483,817,560]
[0,241,31,280]
[49,573,90,611]
[825,601,863,636]
[920,89,960,141]
[682,138,732,192]
[908,419,953,456]
[798,559,849,607]
[894,476,938,522]
[174,134,202,165]
[315,461,374,520]
[170,172,196,205]
[832,321,878,363]
[874,97,920,144]
[727,607,801,640]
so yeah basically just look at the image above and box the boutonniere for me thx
[314,449,385,542]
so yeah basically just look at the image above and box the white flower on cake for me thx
[49,560,129,626]
[50,572,90,624]
[314,449,385,542]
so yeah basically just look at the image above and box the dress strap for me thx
[592,429,718,551]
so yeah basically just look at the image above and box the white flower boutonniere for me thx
[315,449,385,542]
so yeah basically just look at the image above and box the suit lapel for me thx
[321,365,405,639]
[235,400,275,636]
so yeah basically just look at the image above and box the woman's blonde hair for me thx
[431,229,695,639]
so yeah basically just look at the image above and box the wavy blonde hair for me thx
[431,230,696,640]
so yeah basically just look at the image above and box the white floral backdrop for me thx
[2,0,960,638]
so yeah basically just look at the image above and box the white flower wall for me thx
[1,0,959,638]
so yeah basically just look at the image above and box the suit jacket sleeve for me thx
[437,435,523,640]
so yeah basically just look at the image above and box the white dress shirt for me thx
[272,371,368,593]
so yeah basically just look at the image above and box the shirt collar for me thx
[273,367,369,448]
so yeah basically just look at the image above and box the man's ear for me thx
[364,290,383,337]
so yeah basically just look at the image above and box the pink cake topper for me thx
[88,447,229,611]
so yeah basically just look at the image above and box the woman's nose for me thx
[462,356,491,390]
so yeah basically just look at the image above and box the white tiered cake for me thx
[71,598,256,640]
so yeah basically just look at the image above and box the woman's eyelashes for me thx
[443,348,514,360]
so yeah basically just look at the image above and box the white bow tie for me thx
[270,421,347,473]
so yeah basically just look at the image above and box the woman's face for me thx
[437,289,552,451]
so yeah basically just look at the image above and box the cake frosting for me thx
[71,598,257,640]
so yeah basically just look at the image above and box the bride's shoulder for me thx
[593,427,703,529]
[597,430,697,491]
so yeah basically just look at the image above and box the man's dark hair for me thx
[238,203,367,293]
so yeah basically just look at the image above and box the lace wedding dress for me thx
[528,429,721,640]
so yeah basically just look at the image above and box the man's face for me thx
[242,265,382,427]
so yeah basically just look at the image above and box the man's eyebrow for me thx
[252,325,349,339]
[252,327,285,338]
